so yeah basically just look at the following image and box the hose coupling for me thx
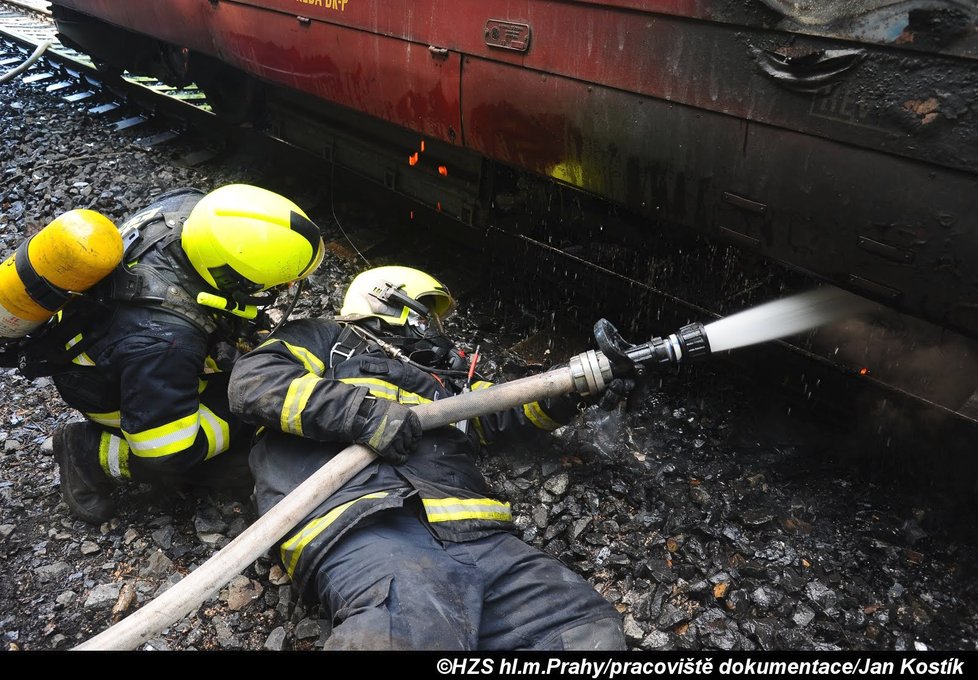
[568,350,613,396]
[675,322,711,362]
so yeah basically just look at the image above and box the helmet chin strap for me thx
[265,280,305,337]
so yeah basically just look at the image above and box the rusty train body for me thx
[49,1,978,342]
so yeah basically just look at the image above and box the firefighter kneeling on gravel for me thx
[43,185,325,524]
[228,266,631,650]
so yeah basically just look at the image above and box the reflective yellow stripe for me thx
[281,373,320,436]
[66,333,96,366]
[98,432,130,480]
[523,401,560,431]
[338,377,397,401]
[125,411,200,458]
[199,404,230,460]
[260,339,325,376]
[398,390,432,406]
[87,410,121,429]
[71,352,96,367]
[280,492,390,578]
[472,417,488,445]
[422,497,512,523]
[468,382,494,444]
[337,377,432,406]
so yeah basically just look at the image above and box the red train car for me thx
[49,1,978,339]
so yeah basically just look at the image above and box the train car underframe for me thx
[49,3,978,445]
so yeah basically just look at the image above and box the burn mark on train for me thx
[752,46,865,94]
[747,1,978,58]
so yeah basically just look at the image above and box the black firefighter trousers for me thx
[313,507,627,650]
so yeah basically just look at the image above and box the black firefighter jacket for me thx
[50,189,247,483]
[228,317,578,598]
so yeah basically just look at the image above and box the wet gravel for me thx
[4,75,978,652]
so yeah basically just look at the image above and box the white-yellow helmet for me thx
[181,184,325,292]
[336,266,455,327]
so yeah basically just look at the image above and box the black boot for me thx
[53,422,115,524]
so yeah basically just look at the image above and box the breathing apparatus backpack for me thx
[0,208,123,376]
[0,189,259,378]
[0,209,123,340]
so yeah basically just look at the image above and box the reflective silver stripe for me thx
[199,404,229,459]
[98,432,130,481]
[66,334,96,366]
[72,353,96,367]
[107,435,122,479]
[125,412,200,458]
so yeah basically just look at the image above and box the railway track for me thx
[0,0,220,154]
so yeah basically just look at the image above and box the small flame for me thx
[438,165,448,176]
[858,367,869,375]
[408,152,419,166]
[420,139,425,152]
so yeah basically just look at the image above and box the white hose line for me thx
[74,367,576,650]
[0,39,52,85]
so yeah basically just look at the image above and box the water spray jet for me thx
[703,287,875,353]
[593,286,874,376]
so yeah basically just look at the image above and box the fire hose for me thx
[0,39,52,85]
[73,321,710,650]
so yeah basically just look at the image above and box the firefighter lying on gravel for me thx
[41,184,325,524]
[228,266,632,650]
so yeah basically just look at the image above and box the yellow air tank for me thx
[0,209,123,339]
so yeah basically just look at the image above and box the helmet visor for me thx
[406,309,444,336]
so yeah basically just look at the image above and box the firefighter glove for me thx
[354,397,422,464]
[595,378,636,411]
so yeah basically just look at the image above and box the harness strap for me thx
[327,324,374,371]
[9,296,114,378]
[109,189,217,335]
